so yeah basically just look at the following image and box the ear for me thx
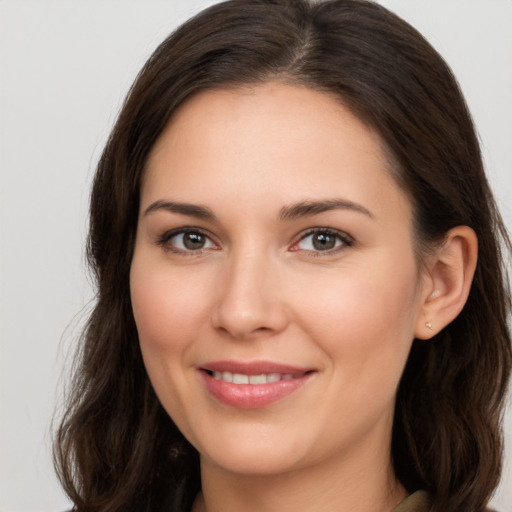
[415,225,478,340]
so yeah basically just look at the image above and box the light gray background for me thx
[1,1,511,511]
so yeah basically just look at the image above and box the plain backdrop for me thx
[1,1,511,511]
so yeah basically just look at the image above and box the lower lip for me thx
[201,372,313,409]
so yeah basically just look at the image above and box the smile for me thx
[211,372,298,384]
[199,361,315,409]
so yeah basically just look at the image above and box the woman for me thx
[53,1,512,511]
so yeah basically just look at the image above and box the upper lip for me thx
[199,360,313,376]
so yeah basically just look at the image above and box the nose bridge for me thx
[212,242,287,339]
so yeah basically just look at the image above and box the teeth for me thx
[249,374,267,385]
[232,373,249,384]
[211,371,298,384]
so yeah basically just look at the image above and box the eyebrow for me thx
[279,199,374,220]
[144,200,217,220]
[143,198,374,221]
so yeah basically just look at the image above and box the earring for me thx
[425,322,433,330]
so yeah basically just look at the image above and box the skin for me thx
[130,83,448,512]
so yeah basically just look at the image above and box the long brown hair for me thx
[54,1,512,511]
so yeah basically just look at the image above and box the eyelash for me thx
[156,227,354,256]
[291,228,354,257]
[157,228,217,256]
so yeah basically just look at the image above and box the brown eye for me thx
[312,232,337,250]
[294,229,352,253]
[182,232,206,250]
[163,230,216,252]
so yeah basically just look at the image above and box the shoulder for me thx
[392,491,431,512]
[392,492,501,512]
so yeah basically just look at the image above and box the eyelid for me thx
[290,227,354,254]
[157,226,218,254]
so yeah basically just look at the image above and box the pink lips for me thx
[199,360,314,409]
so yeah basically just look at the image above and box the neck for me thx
[192,441,407,512]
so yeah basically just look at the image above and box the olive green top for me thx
[392,491,431,512]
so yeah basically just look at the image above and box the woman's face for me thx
[130,84,429,477]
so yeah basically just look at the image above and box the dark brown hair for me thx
[54,1,512,511]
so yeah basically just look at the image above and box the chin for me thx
[191,426,310,476]
[203,447,307,476]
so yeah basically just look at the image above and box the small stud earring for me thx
[425,322,433,330]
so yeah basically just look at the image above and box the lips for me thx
[199,360,315,409]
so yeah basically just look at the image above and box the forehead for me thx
[142,83,411,224]
[148,83,387,167]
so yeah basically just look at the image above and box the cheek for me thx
[292,255,420,374]
[129,259,212,428]
[130,262,211,353]
[297,262,420,431]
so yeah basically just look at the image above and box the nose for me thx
[211,249,289,340]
